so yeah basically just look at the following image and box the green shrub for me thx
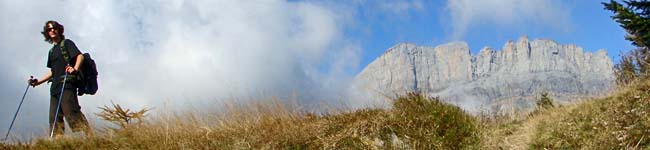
[310,92,481,149]
[387,92,481,149]
[536,92,555,110]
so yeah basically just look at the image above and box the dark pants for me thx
[49,89,90,136]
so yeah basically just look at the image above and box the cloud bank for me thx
[0,0,363,138]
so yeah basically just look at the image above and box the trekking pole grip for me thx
[28,76,37,87]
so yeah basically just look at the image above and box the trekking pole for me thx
[50,72,68,138]
[4,76,34,141]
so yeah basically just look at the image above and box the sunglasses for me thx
[47,28,56,32]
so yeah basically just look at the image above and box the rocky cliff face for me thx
[354,36,615,113]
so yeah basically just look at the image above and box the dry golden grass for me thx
[483,86,636,149]
[1,93,481,150]
[530,79,650,149]
[481,81,650,150]
[8,79,648,149]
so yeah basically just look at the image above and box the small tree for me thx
[536,92,554,110]
[612,47,650,86]
[604,0,650,85]
[603,0,650,48]
[615,52,638,85]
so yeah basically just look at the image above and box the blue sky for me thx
[0,0,635,139]
[344,0,631,70]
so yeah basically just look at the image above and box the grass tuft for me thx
[96,102,150,129]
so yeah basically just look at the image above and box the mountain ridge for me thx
[354,36,614,113]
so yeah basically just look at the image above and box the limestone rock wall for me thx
[354,36,615,113]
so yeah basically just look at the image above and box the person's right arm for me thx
[31,70,52,87]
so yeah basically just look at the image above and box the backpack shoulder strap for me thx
[59,39,70,65]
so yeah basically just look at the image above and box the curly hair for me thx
[41,20,65,44]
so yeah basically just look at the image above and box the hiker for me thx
[29,20,92,136]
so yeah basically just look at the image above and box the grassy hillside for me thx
[1,93,481,149]
[3,80,650,149]
[530,80,650,149]
[482,79,650,150]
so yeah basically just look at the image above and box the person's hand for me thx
[65,66,77,74]
[28,76,38,87]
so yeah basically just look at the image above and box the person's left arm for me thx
[66,54,84,73]
[64,39,84,74]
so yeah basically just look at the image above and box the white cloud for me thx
[0,0,360,138]
[445,0,573,40]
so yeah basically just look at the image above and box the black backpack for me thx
[56,39,99,96]
[77,53,98,96]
